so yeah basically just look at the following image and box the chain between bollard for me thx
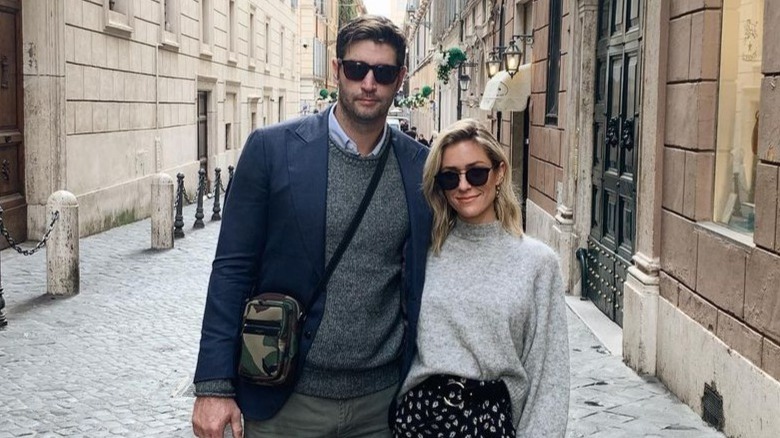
[180,185,197,205]
[0,210,61,256]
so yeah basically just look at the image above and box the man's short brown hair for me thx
[337,15,407,68]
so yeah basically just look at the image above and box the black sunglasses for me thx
[435,167,494,191]
[339,59,401,85]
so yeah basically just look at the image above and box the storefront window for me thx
[713,0,764,233]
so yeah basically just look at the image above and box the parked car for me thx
[387,116,409,131]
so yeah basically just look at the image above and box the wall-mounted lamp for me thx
[486,51,501,78]
[458,74,471,92]
[486,34,534,78]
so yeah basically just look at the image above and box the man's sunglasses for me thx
[435,167,494,191]
[339,59,401,85]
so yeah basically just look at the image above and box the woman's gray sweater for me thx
[399,220,570,437]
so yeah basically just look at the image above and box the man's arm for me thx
[192,129,270,437]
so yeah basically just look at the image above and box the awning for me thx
[479,63,532,112]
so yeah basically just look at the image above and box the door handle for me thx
[1,55,9,89]
[606,117,620,148]
[621,118,635,150]
[1,160,9,182]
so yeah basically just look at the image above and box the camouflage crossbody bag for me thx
[238,139,392,386]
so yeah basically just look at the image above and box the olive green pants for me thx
[244,385,396,438]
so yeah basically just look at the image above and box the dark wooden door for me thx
[197,91,208,172]
[0,0,26,250]
[585,0,641,327]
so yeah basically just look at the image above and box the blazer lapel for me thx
[393,132,431,293]
[287,112,330,278]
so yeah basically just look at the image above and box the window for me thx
[314,38,327,79]
[315,0,326,16]
[264,21,270,65]
[545,0,561,124]
[228,0,236,55]
[161,0,181,48]
[514,1,533,64]
[280,27,285,72]
[225,92,237,150]
[201,0,213,54]
[249,10,256,63]
[278,96,285,122]
[104,0,134,35]
[713,0,764,233]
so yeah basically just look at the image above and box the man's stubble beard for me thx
[337,89,392,125]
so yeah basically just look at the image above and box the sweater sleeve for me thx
[515,250,570,437]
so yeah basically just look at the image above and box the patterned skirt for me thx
[392,375,515,438]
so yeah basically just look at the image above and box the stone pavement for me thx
[0,204,725,437]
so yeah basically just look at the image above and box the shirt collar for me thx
[328,105,388,157]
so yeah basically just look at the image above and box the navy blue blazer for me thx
[194,110,432,421]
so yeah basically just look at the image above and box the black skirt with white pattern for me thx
[392,375,515,438]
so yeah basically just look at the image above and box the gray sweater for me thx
[295,141,408,398]
[399,220,570,437]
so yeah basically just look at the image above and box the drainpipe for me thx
[575,248,589,300]
[496,0,505,141]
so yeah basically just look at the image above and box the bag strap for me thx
[305,138,393,312]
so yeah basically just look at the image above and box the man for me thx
[192,15,432,438]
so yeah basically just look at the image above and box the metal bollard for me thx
[46,191,79,296]
[193,168,206,229]
[212,168,222,221]
[151,173,175,249]
[576,248,589,301]
[174,173,185,239]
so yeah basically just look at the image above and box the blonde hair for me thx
[422,119,523,254]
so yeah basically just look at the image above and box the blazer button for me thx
[304,330,313,339]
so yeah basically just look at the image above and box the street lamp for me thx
[456,62,477,120]
[486,51,501,78]
[503,39,522,77]
[485,34,534,78]
[458,74,471,92]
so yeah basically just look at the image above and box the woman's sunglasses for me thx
[339,59,401,85]
[435,167,494,191]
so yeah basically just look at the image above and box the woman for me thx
[393,119,569,437]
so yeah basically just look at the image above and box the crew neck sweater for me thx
[399,220,570,437]
[294,139,408,398]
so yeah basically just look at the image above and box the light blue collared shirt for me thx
[328,105,388,157]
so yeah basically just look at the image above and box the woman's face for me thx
[439,139,505,225]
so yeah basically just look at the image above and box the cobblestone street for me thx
[0,204,724,437]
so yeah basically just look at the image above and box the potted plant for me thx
[434,47,467,84]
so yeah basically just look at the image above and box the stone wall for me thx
[657,1,780,435]
[25,0,300,238]
[527,0,569,217]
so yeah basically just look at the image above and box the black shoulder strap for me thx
[306,139,393,311]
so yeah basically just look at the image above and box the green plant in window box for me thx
[434,47,467,84]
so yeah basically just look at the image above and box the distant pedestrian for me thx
[392,119,570,437]
[429,130,438,146]
[192,15,432,438]
[418,137,429,147]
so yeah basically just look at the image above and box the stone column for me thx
[46,191,79,296]
[151,174,175,249]
[622,0,669,375]
[565,0,599,295]
[23,1,67,239]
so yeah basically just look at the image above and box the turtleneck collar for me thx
[450,219,504,241]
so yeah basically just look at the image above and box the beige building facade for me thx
[404,0,780,434]
[531,0,780,435]
[15,0,299,240]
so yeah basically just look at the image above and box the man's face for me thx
[332,40,406,125]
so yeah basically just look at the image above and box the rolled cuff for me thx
[194,379,236,398]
